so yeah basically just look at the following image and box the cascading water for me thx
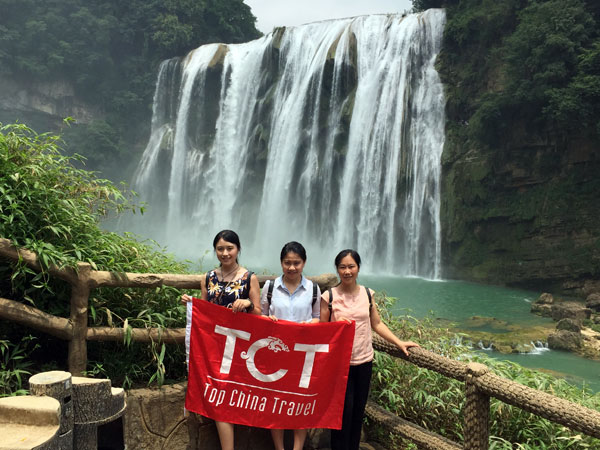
[127,9,446,277]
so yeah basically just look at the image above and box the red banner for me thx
[185,298,355,429]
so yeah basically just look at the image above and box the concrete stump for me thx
[0,395,61,450]
[29,371,74,450]
[71,377,126,450]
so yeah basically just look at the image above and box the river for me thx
[360,275,600,392]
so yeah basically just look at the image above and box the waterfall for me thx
[127,9,446,277]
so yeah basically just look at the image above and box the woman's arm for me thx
[369,289,419,356]
[247,273,262,315]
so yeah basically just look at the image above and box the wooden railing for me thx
[0,238,336,374]
[1,237,599,449]
[367,336,600,449]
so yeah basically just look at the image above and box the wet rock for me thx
[531,302,552,317]
[551,302,591,321]
[537,293,554,304]
[586,293,600,312]
[547,330,583,351]
[556,318,582,333]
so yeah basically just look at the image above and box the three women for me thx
[185,231,419,450]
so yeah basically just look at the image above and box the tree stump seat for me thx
[0,395,61,450]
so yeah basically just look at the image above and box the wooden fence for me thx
[1,237,599,449]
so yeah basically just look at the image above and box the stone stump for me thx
[29,371,74,450]
[71,377,126,450]
[0,395,61,450]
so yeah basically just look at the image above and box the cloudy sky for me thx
[245,0,414,34]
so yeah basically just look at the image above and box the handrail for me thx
[1,237,599,449]
[370,335,600,448]
[0,237,337,373]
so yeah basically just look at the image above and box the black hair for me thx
[334,249,361,268]
[213,230,241,250]
[280,241,307,262]
[213,230,241,264]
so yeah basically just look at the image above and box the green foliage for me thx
[440,0,600,147]
[370,295,600,448]
[0,336,39,397]
[0,0,261,177]
[0,123,189,386]
[412,0,458,12]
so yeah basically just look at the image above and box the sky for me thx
[245,0,414,34]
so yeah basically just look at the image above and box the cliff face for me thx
[436,0,600,297]
[440,106,600,297]
[0,76,101,130]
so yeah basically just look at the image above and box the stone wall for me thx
[123,382,337,450]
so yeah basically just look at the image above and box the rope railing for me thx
[371,335,600,449]
[2,237,599,449]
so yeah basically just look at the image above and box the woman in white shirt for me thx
[260,241,320,450]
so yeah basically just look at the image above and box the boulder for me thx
[547,330,583,351]
[530,302,552,317]
[536,293,554,304]
[551,302,591,321]
[586,293,600,312]
[556,318,582,333]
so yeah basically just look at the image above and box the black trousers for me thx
[331,360,373,450]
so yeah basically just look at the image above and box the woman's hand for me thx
[268,315,279,322]
[336,316,353,324]
[232,299,252,313]
[396,340,420,357]
[181,294,193,304]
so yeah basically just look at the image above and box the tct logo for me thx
[214,325,329,388]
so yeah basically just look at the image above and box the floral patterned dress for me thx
[206,270,252,308]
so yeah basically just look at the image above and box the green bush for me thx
[0,123,189,387]
[0,336,39,397]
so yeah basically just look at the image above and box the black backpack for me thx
[327,286,372,322]
[266,279,319,307]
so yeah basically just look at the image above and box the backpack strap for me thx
[205,272,210,292]
[366,286,372,316]
[312,282,318,306]
[267,279,275,306]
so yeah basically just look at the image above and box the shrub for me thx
[0,123,189,387]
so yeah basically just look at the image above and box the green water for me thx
[359,275,600,392]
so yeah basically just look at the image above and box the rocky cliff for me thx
[0,76,101,130]
[437,0,600,297]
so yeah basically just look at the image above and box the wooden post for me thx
[463,363,490,450]
[69,263,91,376]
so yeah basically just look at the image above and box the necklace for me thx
[219,264,239,282]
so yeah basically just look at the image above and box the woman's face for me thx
[336,254,359,283]
[281,251,305,280]
[214,238,239,266]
